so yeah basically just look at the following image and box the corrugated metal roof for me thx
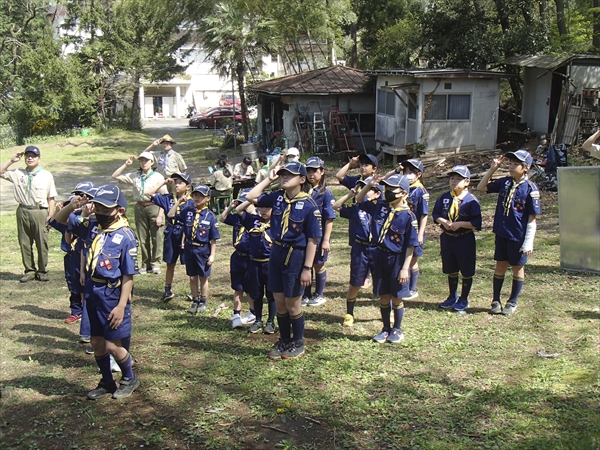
[364,68,513,78]
[496,54,600,69]
[248,66,372,95]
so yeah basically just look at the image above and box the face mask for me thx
[287,156,299,163]
[405,173,416,182]
[95,213,117,229]
[384,190,399,203]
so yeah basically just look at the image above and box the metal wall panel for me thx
[558,167,600,273]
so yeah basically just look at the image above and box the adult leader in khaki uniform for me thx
[112,151,168,274]
[0,146,57,282]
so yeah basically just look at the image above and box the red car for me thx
[188,107,242,129]
[219,94,241,108]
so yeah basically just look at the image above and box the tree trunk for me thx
[130,74,142,130]
[594,0,600,48]
[350,22,358,68]
[555,0,567,36]
[236,60,249,142]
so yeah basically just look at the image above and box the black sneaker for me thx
[490,301,502,314]
[282,340,305,359]
[112,377,140,399]
[162,291,175,303]
[87,380,117,400]
[268,340,288,359]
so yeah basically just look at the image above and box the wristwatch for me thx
[302,266,311,271]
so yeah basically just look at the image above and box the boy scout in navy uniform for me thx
[335,153,379,189]
[83,185,140,399]
[171,184,220,314]
[433,166,482,311]
[0,146,57,282]
[477,150,541,315]
[356,174,419,344]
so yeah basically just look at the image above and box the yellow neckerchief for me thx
[191,205,208,238]
[410,178,424,190]
[86,216,129,273]
[249,220,272,243]
[233,226,247,248]
[502,176,527,216]
[448,188,468,222]
[70,236,78,252]
[25,166,43,196]
[138,169,155,200]
[280,191,309,237]
[378,203,409,244]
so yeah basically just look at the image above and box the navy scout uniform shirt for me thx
[432,191,482,235]
[89,225,138,282]
[360,199,419,254]
[223,213,251,253]
[152,194,193,236]
[179,207,221,244]
[256,190,322,247]
[310,187,336,235]
[339,199,372,245]
[240,212,273,260]
[487,176,541,242]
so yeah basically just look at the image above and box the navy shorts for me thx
[185,244,212,277]
[69,251,83,295]
[440,232,476,277]
[313,240,329,265]
[163,227,185,265]
[372,248,410,299]
[349,243,374,287]
[86,282,132,341]
[494,235,528,266]
[267,244,305,298]
[247,259,273,301]
[230,251,249,291]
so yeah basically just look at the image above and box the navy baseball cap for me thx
[92,185,127,209]
[382,174,410,192]
[449,165,471,179]
[357,176,383,192]
[403,158,424,173]
[277,161,307,177]
[72,181,95,195]
[305,156,324,168]
[237,187,252,201]
[192,184,211,196]
[505,149,533,168]
[170,172,192,185]
[358,153,378,167]
[24,145,41,157]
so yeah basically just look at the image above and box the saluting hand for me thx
[349,156,360,168]
[124,156,136,166]
[268,166,281,181]
[153,139,161,146]
[11,152,24,163]
[491,156,504,170]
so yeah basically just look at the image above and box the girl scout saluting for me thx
[246,161,322,360]
[83,185,140,400]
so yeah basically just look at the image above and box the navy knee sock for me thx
[493,274,505,302]
[303,284,312,299]
[409,269,419,292]
[315,269,327,296]
[266,298,276,323]
[380,303,392,331]
[290,312,305,342]
[120,336,131,352]
[253,298,264,322]
[277,313,291,342]
[508,277,524,304]
[448,273,459,299]
[346,297,356,316]
[95,353,116,387]
[116,352,135,380]
[461,276,473,299]
[392,303,405,330]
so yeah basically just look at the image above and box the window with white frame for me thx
[377,89,396,116]
[425,94,471,120]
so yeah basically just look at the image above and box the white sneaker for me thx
[402,290,419,301]
[138,268,147,275]
[308,294,326,306]
[240,312,256,325]
[110,355,121,373]
[151,267,161,274]
[231,314,243,329]
[301,296,311,307]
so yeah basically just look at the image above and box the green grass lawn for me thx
[0,130,599,449]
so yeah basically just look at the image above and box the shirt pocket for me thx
[96,249,121,278]
[513,194,527,215]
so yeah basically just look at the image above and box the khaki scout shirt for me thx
[157,150,187,178]
[114,170,168,201]
[1,167,57,208]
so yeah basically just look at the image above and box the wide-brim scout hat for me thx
[382,174,410,192]
[72,181,96,196]
[170,172,192,185]
[357,176,383,193]
[92,185,127,209]
[403,158,424,173]
[305,156,324,169]
[192,184,211,196]
[159,134,176,144]
[504,149,533,168]
[358,153,378,167]
[448,165,471,179]
[277,161,306,177]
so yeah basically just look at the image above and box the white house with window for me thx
[365,69,512,155]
